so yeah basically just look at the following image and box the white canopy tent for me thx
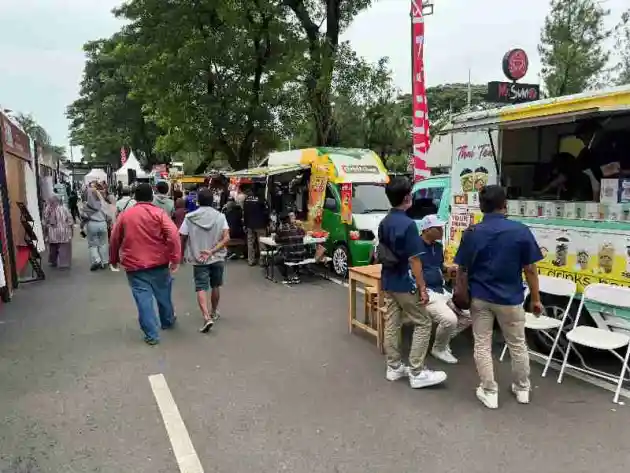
[83,168,108,184]
[115,152,148,185]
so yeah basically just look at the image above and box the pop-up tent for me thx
[115,152,148,185]
[84,168,108,184]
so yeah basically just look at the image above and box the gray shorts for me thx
[193,263,225,291]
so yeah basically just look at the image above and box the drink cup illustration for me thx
[474,166,489,192]
[598,242,615,274]
[460,168,474,192]
[576,250,589,271]
[553,236,570,267]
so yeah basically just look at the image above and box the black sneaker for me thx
[90,263,100,271]
[199,319,214,333]
[211,311,220,321]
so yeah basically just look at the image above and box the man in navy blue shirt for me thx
[455,185,543,409]
[417,215,472,365]
[379,178,447,389]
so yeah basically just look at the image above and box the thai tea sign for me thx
[450,130,498,200]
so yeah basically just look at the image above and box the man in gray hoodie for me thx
[179,189,231,333]
[153,181,175,217]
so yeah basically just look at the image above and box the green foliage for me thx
[67,35,162,167]
[111,0,303,171]
[13,113,50,145]
[538,0,611,97]
[283,0,374,146]
[614,9,630,85]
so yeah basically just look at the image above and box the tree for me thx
[283,0,374,146]
[112,0,301,171]
[13,113,51,145]
[538,0,611,97]
[614,9,630,85]
[67,34,162,167]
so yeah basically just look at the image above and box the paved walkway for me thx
[1,237,630,473]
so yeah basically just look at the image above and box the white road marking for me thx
[321,274,629,398]
[149,374,204,473]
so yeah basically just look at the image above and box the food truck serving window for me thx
[498,107,630,220]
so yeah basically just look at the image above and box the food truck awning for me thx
[448,84,630,132]
[225,164,308,178]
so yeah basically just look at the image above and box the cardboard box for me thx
[585,203,599,220]
[506,200,520,216]
[564,202,576,219]
[543,202,555,218]
[526,201,538,217]
[574,202,586,220]
[600,179,620,204]
[608,204,622,221]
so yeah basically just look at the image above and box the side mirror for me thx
[324,197,337,211]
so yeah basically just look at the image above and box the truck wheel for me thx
[332,244,350,278]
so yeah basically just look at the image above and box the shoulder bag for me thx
[452,225,477,310]
[376,221,400,268]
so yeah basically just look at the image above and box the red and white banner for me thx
[120,147,127,166]
[411,0,431,182]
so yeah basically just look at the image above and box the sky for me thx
[0,0,627,158]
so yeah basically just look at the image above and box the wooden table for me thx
[348,264,384,352]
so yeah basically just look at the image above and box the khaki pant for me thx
[384,290,470,374]
[247,228,267,265]
[471,298,530,393]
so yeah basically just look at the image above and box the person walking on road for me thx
[173,197,187,229]
[180,189,230,333]
[115,186,136,216]
[43,195,74,269]
[153,181,175,217]
[415,214,473,364]
[378,178,447,389]
[68,189,80,224]
[81,184,112,271]
[455,185,543,409]
[109,183,181,345]
[243,184,269,266]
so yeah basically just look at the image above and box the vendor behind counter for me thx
[535,119,630,201]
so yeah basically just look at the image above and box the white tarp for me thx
[25,163,45,253]
[84,168,108,184]
[115,152,148,185]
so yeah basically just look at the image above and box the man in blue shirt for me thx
[417,215,472,365]
[455,185,543,409]
[379,178,447,389]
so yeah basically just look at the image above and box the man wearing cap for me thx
[418,214,472,364]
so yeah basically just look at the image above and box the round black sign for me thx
[502,49,529,81]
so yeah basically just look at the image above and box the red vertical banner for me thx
[411,0,431,182]
[340,183,352,224]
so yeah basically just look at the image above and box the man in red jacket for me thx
[110,183,182,345]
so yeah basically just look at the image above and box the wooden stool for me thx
[364,286,379,329]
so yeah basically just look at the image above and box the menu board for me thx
[530,224,630,292]
[450,130,499,205]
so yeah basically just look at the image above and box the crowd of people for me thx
[41,173,547,410]
[378,178,543,409]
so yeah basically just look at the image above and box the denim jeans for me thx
[126,266,175,342]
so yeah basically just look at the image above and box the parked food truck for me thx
[408,84,630,354]
[262,148,390,277]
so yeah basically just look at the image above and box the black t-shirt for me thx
[243,195,268,229]
[576,130,630,181]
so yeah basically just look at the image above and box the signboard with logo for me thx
[321,148,388,184]
[308,160,332,229]
[487,49,540,105]
[487,81,540,104]
[340,182,352,224]
[450,130,499,203]
[1,114,31,162]
[502,48,529,81]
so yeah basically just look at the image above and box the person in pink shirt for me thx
[109,183,181,345]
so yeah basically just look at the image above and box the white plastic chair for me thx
[557,283,630,404]
[499,276,577,378]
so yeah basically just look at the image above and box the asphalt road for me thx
[1,236,630,473]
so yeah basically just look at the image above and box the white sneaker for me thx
[431,347,458,364]
[408,369,447,388]
[476,386,498,409]
[511,385,530,404]
[386,365,409,381]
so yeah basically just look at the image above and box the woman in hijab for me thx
[81,183,112,271]
[43,195,74,269]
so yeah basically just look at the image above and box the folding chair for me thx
[499,276,577,378]
[557,283,630,404]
